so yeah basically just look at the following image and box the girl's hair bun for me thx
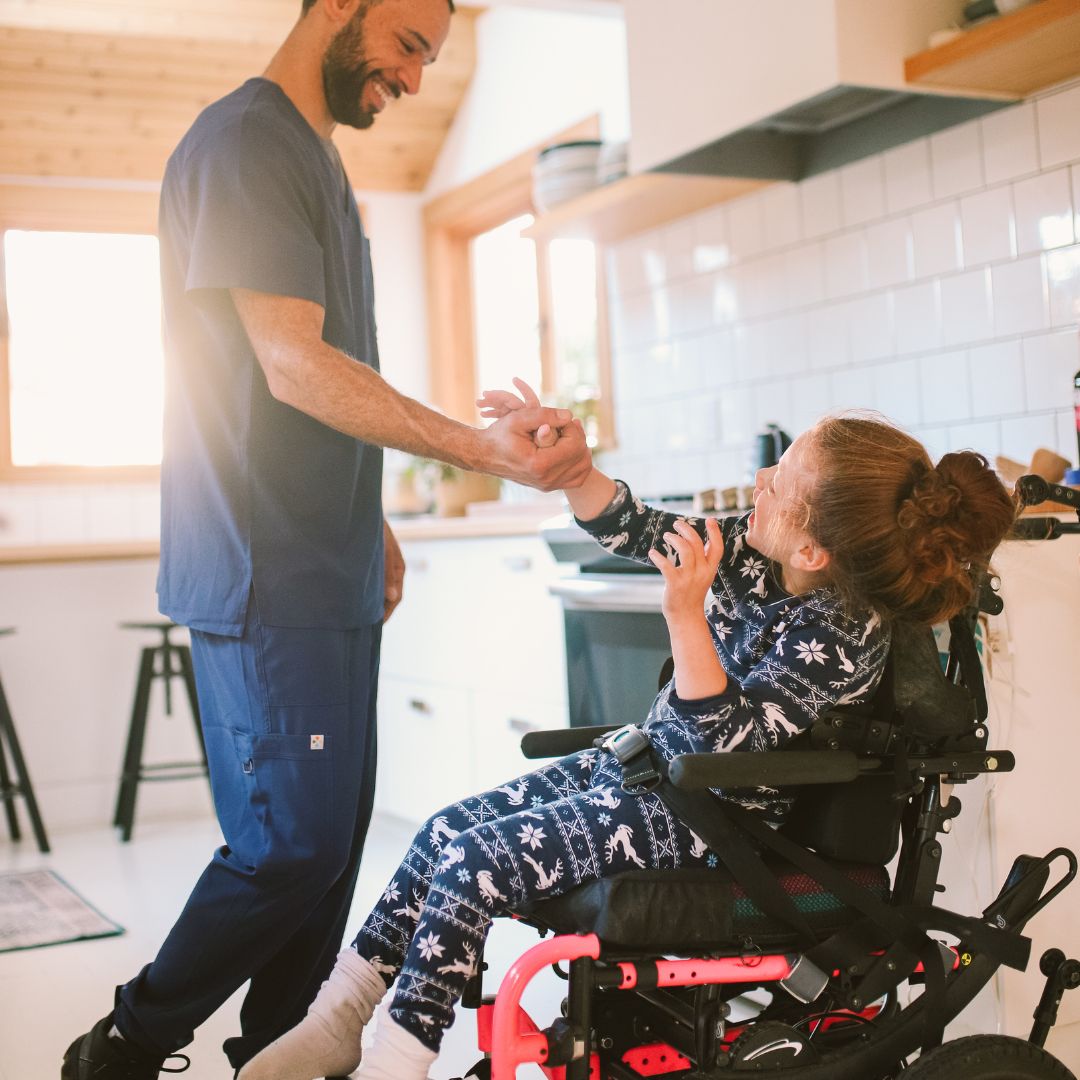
[805,420,1017,625]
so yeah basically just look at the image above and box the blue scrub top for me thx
[157,78,384,635]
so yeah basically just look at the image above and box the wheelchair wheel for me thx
[900,1035,1076,1079]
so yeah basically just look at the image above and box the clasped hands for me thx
[478,379,723,626]
[476,377,591,491]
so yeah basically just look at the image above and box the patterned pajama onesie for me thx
[351,484,891,1051]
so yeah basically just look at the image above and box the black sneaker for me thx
[61,1016,190,1078]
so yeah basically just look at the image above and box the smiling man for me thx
[61,1,590,1078]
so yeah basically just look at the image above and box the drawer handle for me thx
[502,556,533,572]
[409,698,432,715]
[507,717,540,734]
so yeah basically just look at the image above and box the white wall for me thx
[425,5,629,198]
[600,82,1080,497]
[360,189,431,402]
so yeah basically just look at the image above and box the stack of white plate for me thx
[532,140,603,213]
[597,140,629,186]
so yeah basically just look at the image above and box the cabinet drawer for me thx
[470,691,569,796]
[375,677,475,824]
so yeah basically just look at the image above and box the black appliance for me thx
[542,512,672,729]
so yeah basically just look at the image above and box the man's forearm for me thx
[270,339,483,469]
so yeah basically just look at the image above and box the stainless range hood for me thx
[652,83,1010,182]
[624,0,1016,182]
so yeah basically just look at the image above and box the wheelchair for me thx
[451,477,1080,1080]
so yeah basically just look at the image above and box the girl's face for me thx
[746,433,829,589]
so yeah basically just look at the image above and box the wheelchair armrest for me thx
[521,725,616,759]
[668,750,861,791]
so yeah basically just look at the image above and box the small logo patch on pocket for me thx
[310,734,325,750]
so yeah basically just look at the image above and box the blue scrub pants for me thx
[113,596,382,1070]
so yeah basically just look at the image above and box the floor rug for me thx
[0,868,124,953]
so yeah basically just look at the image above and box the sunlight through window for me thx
[5,230,164,468]
[471,214,543,400]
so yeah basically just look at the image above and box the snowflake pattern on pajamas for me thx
[351,749,711,1051]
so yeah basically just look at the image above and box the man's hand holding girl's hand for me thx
[478,378,622,520]
[649,518,724,627]
[477,378,563,449]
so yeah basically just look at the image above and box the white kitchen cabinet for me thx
[465,536,568,708]
[374,676,477,823]
[378,539,475,687]
[375,533,572,824]
[471,690,568,797]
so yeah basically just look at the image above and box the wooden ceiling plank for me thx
[0,10,478,191]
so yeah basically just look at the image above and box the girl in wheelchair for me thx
[239,403,1016,1080]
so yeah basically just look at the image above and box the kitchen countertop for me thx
[0,510,562,565]
[387,508,559,540]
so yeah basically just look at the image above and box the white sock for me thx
[237,949,387,1080]
[354,1003,438,1080]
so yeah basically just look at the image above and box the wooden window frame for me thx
[0,183,162,483]
[423,116,615,447]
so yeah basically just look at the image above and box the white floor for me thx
[0,810,562,1080]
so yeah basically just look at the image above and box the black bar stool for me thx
[113,621,208,843]
[0,627,50,853]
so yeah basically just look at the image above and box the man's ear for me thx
[316,0,364,28]
[791,540,830,575]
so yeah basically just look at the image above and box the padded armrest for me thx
[668,750,861,791]
[520,725,616,759]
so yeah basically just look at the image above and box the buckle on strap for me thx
[599,724,661,792]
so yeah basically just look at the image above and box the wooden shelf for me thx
[905,0,1080,98]
[522,173,769,245]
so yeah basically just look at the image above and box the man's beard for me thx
[322,10,377,129]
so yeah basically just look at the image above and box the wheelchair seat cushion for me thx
[515,859,891,951]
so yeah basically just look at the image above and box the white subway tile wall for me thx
[0,482,160,548]
[601,83,1080,494]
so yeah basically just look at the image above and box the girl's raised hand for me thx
[476,378,557,448]
[648,517,724,625]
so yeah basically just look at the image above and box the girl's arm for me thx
[651,518,728,699]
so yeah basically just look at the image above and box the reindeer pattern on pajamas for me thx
[351,748,714,1050]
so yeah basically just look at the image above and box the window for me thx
[471,213,543,400]
[423,116,614,448]
[546,237,603,446]
[1,229,163,478]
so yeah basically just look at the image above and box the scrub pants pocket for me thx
[204,726,334,873]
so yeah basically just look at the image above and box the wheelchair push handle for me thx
[1015,475,1080,537]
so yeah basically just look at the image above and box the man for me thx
[61,1,590,1076]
